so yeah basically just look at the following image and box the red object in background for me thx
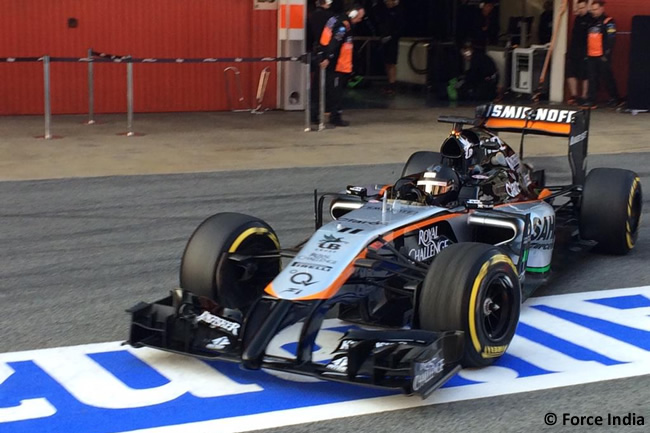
[0,0,278,115]
[566,0,650,100]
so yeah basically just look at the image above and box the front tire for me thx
[180,213,281,309]
[418,243,521,368]
[579,168,642,255]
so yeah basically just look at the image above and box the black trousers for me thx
[326,69,347,119]
[310,64,321,121]
[587,56,619,102]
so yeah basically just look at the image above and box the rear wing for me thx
[476,104,590,186]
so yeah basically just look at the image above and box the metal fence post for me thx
[319,66,326,131]
[86,48,95,125]
[43,55,52,139]
[126,56,134,136]
[304,53,311,132]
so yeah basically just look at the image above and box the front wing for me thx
[126,291,464,398]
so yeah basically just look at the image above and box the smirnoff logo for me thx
[490,105,578,124]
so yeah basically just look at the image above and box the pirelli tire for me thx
[418,243,521,368]
[180,212,281,309]
[579,168,643,255]
[401,151,441,177]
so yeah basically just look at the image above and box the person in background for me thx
[566,0,591,105]
[538,0,554,44]
[308,0,334,124]
[583,0,622,108]
[317,3,366,126]
[476,0,500,47]
[376,0,404,96]
[455,42,499,102]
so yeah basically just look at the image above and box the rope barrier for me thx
[2,51,315,138]
[1,55,308,64]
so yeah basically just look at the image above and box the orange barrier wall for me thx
[0,0,278,115]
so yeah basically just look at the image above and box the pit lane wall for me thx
[0,0,279,115]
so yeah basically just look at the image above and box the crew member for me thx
[308,0,334,124]
[584,0,621,108]
[566,0,591,105]
[317,3,366,127]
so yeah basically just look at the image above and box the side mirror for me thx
[346,185,367,197]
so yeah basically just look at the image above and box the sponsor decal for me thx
[253,0,277,10]
[298,253,337,265]
[412,351,445,392]
[374,341,407,349]
[505,154,520,171]
[289,272,317,286]
[409,226,451,261]
[196,311,241,336]
[291,262,332,272]
[531,215,556,242]
[570,131,588,146]
[338,217,383,225]
[481,345,508,358]
[337,339,360,352]
[325,356,348,373]
[366,204,418,215]
[337,227,363,234]
[281,288,303,295]
[505,181,521,198]
[206,336,231,351]
[317,234,348,251]
[490,105,577,124]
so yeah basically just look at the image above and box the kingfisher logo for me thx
[489,105,578,124]
[1,286,650,433]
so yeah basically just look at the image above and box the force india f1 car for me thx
[127,104,643,398]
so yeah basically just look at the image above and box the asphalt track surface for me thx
[1,153,649,432]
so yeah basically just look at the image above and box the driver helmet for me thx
[417,164,460,202]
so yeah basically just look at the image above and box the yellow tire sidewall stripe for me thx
[468,254,517,355]
[228,227,280,253]
[626,177,640,250]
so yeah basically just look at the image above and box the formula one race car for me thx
[126,104,643,398]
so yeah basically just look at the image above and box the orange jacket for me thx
[318,15,353,73]
[587,15,617,58]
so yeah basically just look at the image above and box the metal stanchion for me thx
[319,66,326,131]
[304,53,311,132]
[36,55,61,139]
[85,48,96,125]
[119,56,144,137]
[43,55,52,139]
[126,59,134,135]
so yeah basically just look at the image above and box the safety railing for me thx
[0,51,324,138]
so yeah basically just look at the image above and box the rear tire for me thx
[418,243,521,368]
[579,168,642,255]
[402,151,441,177]
[180,213,281,309]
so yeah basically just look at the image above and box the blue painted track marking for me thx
[1,286,650,433]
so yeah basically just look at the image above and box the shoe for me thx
[329,117,350,127]
[607,98,625,108]
[567,97,578,105]
[581,100,598,109]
